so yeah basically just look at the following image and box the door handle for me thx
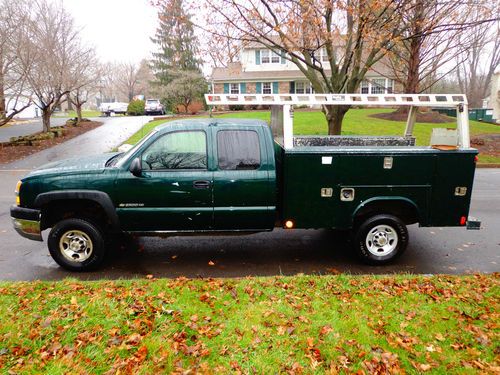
[193,180,211,189]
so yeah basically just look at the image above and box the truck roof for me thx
[154,118,268,132]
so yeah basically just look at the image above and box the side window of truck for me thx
[217,130,261,170]
[141,131,207,170]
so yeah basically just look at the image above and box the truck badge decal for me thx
[119,203,145,207]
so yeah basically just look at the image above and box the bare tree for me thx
[135,59,155,98]
[192,0,409,134]
[0,0,33,126]
[19,0,90,132]
[385,0,498,98]
[456,3,500,107]
[201,31,241,68]
[114,62,140,102]
[68,50,102,125]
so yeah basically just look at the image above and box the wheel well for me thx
[40,199,110,231]
[353,200,419,227]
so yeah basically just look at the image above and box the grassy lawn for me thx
[124,109,500,164]
[0,274,497,373]
[53,110,102,118]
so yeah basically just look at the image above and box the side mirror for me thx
[129,157,142,177]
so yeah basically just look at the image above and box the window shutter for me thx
[240,83,246,94]
[273,82,279,94]
[255,50,261,65]
[289,81,295,94]
[281,50,286,64]
[256,82,262,94]
[223,83,229,94]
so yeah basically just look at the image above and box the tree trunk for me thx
[323,105,350,135]
[0,77,5,121]
[75,104,83,125]
[42,109,51,132]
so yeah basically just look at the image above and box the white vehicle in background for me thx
[144,99,165,115]
[99,102,128,116]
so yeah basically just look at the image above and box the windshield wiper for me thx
[105,153,123,167]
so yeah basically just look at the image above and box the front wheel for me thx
[354,214,408,265]
[48,218,106,271]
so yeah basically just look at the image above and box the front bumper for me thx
[10,205,42,241]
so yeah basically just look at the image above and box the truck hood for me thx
[25,153,119,178]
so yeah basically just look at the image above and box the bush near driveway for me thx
[127,99,145,116]
[0,274,498,373]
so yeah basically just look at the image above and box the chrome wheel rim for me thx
[365,224,398,256]
[59,230,93,262]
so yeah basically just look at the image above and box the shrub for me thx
[127,99,145,116]
[229,105,244,111]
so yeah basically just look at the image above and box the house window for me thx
[262,82,272,94]
[261,50,270,64]
[371,78,386,94]
[271,51,280,63]
[386,79,394,93]
[230,83,239,94]
[261,49,280,64]
[320,47,329,62]
[295,81,313,94]
[361,80,369,94]
[359,78,393,94]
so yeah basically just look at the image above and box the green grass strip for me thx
[0,274,498,373]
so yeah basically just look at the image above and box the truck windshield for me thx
[115,130,158,168]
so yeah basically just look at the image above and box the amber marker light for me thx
[15,180,22,206]
[285,220,294,229]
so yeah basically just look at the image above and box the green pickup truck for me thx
[11,94,480,271]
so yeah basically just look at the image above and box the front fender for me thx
[34,190,120,230]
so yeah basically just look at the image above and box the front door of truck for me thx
[115,130,213,231]
[212,127,275,230]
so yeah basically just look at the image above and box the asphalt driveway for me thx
[0,161,498,280]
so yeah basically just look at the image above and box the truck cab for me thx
[113,119,277,232]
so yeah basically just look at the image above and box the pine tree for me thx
[150,0,201,86]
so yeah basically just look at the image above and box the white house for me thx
[210,41,399,96]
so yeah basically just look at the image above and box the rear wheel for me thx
[354,214,408,265]
[48,218,106,271]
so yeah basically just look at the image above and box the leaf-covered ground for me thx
[0,274,498,374]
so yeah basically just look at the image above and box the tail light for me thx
[460,216,466,226]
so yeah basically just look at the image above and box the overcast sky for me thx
[60,0,158,64]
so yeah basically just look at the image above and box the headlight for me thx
[15,180,22,206]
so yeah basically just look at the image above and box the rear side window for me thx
[217,130,261,170]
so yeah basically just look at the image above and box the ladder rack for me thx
[204,94,470,149]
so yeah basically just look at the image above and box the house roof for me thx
[211,64,391,82]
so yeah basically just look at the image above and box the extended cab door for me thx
[212,126,276,230]
[115,129,213,231]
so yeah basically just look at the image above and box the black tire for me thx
[354,214,408,265]
[48,218,106,271]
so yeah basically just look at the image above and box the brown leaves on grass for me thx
[0,274,498,373]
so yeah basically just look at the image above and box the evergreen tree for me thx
[150,0,201,86]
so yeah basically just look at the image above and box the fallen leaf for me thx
[146,274,154,279]
[435,333,445,342]
[70,296,78,305]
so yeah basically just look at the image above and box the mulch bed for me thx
[0,120,102,165]
[370,110,452,123]
[471,133,500,159]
